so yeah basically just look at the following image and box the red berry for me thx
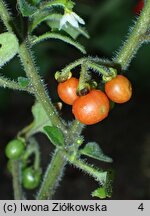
[57,77,79,105]
[105,75,132,104]
[72,90,110,125]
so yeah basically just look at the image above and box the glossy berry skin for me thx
[105,75,132,104]
[22,167,41,190]
[5,139,25,160]
[57,77,79,105]
[72,90,110,125]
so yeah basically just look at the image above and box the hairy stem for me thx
[36,149,66,200]
[142,34,150,41]
[58,57,111,82]
[59,57,86,80]
[77,64,90,94]
[69,120,84,138]
[22,138,40,170]
[19,42,66,132]
[11,160,24,200]
[0,0,12,32]
[114,0,150,70]
[0,76,33,93]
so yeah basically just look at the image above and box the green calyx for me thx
[102,68,117,82]
[55,71,72,82]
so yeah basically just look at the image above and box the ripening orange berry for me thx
[72,90,110,125]
[105,75,132,104]
[57,77,79,105]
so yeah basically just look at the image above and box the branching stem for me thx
[0,76,33,93]
[11,160,24,200]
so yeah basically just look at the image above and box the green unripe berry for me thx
[5,139,25,160]
[22,167,41,190]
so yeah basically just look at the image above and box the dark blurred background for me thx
[0,0,150,200]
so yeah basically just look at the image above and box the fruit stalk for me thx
[11,160,24,200]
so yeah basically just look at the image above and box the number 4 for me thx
[138,203,144,211]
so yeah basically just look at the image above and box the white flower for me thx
[59,10,85,30]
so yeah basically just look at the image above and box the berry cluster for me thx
[5,139,41,190]
[57,75,132,125]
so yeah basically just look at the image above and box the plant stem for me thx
[58,57,111,81]
[36,149,66,200]
[0,0,12,32]
[69,120,84,138]
[142,34,150,41]
[114,0,150,70]
[37,122,84,200]
[18,42,69,199]
[11,160,24,200]
[0,76,33,93]
[77,64,90,94]
[60,57,86,79]
[87,61,111,75]
[19,42,66,132]
[22,138,40,170]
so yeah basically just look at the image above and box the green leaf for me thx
[18,77,30,88]
[92,170,114,199]
[80,142,113,163]
[30,32,86,54]
[95,170,107,184]
[0,32,19,68]
[92,187,107,199]
[31,102,52,134]
[17,0,37,16]
[43,126,65,147]
[30,12,61,32]
[40,0,74,11]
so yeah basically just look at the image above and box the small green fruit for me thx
[5,139,25,160]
